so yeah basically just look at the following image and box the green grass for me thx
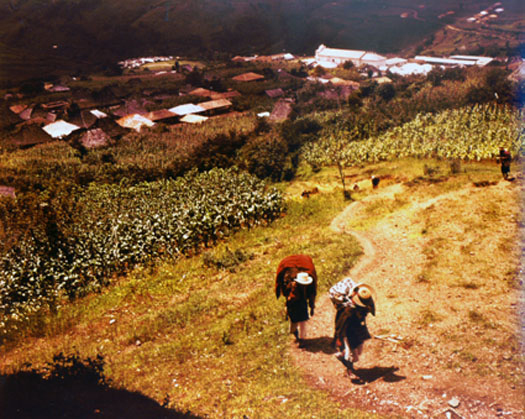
[1,159,522,416]
[1,184,373,417]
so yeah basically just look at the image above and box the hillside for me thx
[0,0,523,84]
[0,160,523,418]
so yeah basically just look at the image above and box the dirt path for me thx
[290,183,523,418]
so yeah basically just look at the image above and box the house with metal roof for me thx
[197,99,232,114]
[189,88,214,98]
[90,109,107,119]
[0,186,16,199]
[116,114,155,132]
[43,120,81,139]
[449,55,493,66]
[265,88,285,98]
[415,55,493,67]
[168,103,206,116]
[180,114,208,124]
[315,45,387,67]
[8,123,54,148]
[269,99,294,122]
[232,72,265,82]
[210,90,241,100]
[77,128,111,149]
[142,109,178,122]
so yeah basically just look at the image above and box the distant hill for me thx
[0,0,522,85]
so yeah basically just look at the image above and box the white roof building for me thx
[449,55,493,66]
[389,63,433,76]
[315,44,386,67]
[416,55,493,67]
[90,109,108,119]
[316,61,338,69]
[168,103,205,116]
[43,120,80,138]
[116,114,155,132]
[180,114,208,124]
[361,52,387,67]
[385,57,408,66]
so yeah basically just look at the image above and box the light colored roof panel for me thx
[210,90,240,99]
[9,104,27,114]
[42,120,81,138]
[385,57,407,66]
[189,88,214,97]
[318,47,366,60]
[168,103,205,116]
[232,72,264,82]
[80,128,111,149]
[317,61,338,69]
[361,52,387,61]
[415,56,476,66]
[180,114,208,124]
[389,63,433,76]
[90,109,107,119]
[197,99,232,111]
[143,109,177,121]
[116,114,155,132]
[449,55,493,66]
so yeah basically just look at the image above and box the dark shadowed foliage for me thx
[0,353,200,418]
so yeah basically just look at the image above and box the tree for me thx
[342,60,354,70]
[377,83,396,102]
[321,115,361,200]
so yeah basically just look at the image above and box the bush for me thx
[239,134,289,180]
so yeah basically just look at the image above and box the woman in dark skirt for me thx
[275,255,317,342]
[332,283,375,368]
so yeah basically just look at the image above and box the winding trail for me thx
[289,182,523,418]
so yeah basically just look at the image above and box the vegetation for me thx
[303,104,524,167]
[0,160,521,417]
[3,0,522,84]
[0,168,283,336]
[0,21,523,414]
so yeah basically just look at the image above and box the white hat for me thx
[294,272,313,285]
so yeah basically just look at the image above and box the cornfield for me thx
[302,104,524,166]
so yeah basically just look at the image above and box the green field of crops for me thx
[303,104,524,167]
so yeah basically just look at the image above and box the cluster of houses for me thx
[311,44,494,76]
[0,43,500,152]
[466,2,505,24]
[118,56,175,70]
[0,65,305,151]
[0,87,244,150]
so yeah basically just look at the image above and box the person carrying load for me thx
[275,254,318,345]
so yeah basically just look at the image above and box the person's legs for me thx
[298,320,307,339]
[351,343,364,363]
[290,321,298,338]
[332,306,343,346]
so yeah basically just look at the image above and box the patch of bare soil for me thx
[290,182,524,418]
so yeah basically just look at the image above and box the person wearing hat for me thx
[498,147,512,180]
[329,278,375,365]
[275,255,318,343]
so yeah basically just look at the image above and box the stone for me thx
[448,397,460,408]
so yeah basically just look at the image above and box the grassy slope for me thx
[0,158,522,417]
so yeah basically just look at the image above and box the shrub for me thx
[239,134,289,181]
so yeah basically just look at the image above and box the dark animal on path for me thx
[301,187,319,198]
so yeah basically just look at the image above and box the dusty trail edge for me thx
[289,182,523,419]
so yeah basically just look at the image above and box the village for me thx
[0,43,507,156]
